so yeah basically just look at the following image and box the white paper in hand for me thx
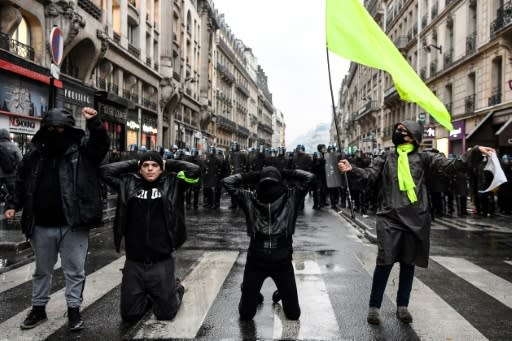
[478,153,508,193]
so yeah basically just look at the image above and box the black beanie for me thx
[138,151,164,169]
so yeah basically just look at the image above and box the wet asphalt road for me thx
[0,194,511,340]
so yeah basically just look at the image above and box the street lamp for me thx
[423,44,442,54]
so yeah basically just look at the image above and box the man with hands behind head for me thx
[100,151,200,323]
[222,166,314,321]
[4,107,109,331]
[338,120,495,326]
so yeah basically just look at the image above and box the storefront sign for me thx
[127,120,140,130]
[98,102,127,123]
[142,124,157,134]
[0,114,40,134]
[63,88,92,106]
[423,126,436,139]
[448,120,465,141]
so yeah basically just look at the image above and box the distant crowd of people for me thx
[102,141,512,219]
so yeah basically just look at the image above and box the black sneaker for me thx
[272,290,281,303]
[396,306,413,324]
[20,306,47,329]
[367,307,381,325]
[67,307,84,331]
[176,278,185,299]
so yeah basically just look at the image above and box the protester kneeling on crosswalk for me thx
[222,166,314,320]
[100,151,200,322]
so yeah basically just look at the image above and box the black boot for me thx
[20,306,47,329]
[67,307,84,331]
[272,290,281,303]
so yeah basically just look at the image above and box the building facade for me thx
[0,0,279,156]
[334,0,512,157]
[272,108,285,148]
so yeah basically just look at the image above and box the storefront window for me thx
[10,132,32,155]
[103,120,124,151]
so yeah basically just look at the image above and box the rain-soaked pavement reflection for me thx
[0,195,510,340]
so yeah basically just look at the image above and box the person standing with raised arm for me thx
[4,107,109,331]
[338,120,495,325]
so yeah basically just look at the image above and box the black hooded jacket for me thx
[348,120,483,267]
[100,159,200,253]
[222,169,314,262]
[6,113,109,238]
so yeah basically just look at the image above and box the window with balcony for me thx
[466,72,476,113]
[186,11,192,35]
[128,24,136,44]
[489,57,503,106]
[8,17,34,61]
[445,83,452,113]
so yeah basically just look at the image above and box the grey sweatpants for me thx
[30,225,89,308]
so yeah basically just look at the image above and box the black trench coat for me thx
[349,121,482,268]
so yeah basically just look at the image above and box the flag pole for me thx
[325,47,355,219]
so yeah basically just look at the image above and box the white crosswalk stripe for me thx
[273,252,340,340]
[133,251,239,339]
[0,258,61,294]
[357,247,488,341]
[2,247,510,340]
[432,256,512,310]
[0,256,125,341]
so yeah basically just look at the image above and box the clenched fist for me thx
[338,159,352,173]
[81,107,98,120]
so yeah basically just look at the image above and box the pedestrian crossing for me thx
[0,258,61,295]
[273,252,340,340]
[432,256,512,310]
[133,251,239,339]
[357,248,488,341]
[0,256,125,341]
[1,249,511,340]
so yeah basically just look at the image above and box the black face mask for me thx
[256,181,286,203]
[41,129,75,156]
[392,130,408,146]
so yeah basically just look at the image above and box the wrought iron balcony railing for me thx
[488,92,502,106]
[490,0,512,37]
[78,0,102,20]
[466,32,476,55]
[0,32,34,61]
[465,94,475,113]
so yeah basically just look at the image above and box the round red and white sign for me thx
[50,26,63,66]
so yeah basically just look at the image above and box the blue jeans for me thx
[30,225,89,308]
[369,262,415,308]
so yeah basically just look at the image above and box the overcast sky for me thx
[212,0,350,148]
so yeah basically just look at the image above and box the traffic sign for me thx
[50,26,63,66]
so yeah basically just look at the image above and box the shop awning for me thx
[466,111,495,147]
[496,116,512,146]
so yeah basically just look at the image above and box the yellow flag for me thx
[326,0,453,131]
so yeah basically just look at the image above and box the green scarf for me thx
[396,143,417,204]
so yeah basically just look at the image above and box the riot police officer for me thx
[291,144,313,210]
[227,141,247,209]
[202,146,222,209]
[325,145,342,210]
[186,148,203,209]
